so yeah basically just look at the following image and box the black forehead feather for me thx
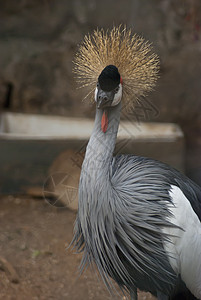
[98,65,120,91]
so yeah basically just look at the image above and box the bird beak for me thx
[97,89,114,109]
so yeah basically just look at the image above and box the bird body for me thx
[72,102,201,299]
[71,26,201,299]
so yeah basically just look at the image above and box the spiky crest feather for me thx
[73,25,160,110]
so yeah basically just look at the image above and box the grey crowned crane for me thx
[70,26,201,300]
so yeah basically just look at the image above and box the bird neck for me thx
[82,102,121,176]
[77,103,121,249]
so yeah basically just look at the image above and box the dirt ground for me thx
[0,195,156,300]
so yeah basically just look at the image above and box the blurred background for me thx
[0,0,200,299]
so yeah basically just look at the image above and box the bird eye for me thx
[115,86,119,93]
[97,82,99,88]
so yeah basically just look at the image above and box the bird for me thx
[70,26,201,300]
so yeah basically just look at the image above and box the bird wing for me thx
[111,154,201,221]
[109,154,179,293]
[110,154,201,297]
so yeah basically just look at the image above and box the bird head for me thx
[95,65,122,109]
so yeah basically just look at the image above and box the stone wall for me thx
[0,0,201,183]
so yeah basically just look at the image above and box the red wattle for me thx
[101,111,108,133]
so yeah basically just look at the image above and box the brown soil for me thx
[0,195,155,300]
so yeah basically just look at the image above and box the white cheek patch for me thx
[111,84,122,106]
[94,87,98,102]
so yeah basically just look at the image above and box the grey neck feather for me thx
[82,102,122,178]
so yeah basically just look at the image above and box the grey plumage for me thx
[70,101,201,298]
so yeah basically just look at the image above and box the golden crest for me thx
[73,25,159,111]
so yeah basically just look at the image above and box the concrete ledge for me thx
[1,112,183,141]
[0,112,184,196]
